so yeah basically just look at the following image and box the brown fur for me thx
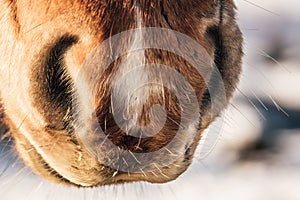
[0,0,243,187]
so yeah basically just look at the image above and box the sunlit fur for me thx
[0,0,243,187]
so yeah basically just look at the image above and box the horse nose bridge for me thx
[71,42,203,130]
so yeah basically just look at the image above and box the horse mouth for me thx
[11,118,201,187]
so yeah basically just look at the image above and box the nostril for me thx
[184,144,192,162]
[31,35,78,130]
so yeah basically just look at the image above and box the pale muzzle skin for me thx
[0,0,243,187]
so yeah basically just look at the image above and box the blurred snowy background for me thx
[1,0,300,199]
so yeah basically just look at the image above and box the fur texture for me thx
[0,0,243,187]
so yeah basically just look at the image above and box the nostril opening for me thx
[43,35,78,105]
[184,144,192,162]
[31,34,79,130]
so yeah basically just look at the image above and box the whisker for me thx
[240,0,280,16]
[153,163,170,179]
[237,88,266,120]
[251,90,268,111]
[163,147,177,157]
[257,49,291,73]
[15,114,29,132]
[0,147,16,164]
[26,181,44,200]
[0,131,11,142]
[150,171,159,177]
[139,168,147,177]
[129,150,141,165]
[0,165,28,188]
[0,160,11,177]
[230,103,256,128]
[267,94,289,117]
[25,8,74,33]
